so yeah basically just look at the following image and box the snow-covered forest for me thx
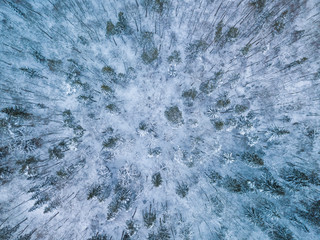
[0,0,319,239]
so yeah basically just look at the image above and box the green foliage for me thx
[186,39,208,60]
[107,184,135,220]
[249,0,266,11]
[47,59,62,72]
[67,63,81,84]
[116,12,132,35]
[212,119,224,130]
[262,199,281,220]
[140,31,159,64]
[167,50,181,64]
[164,106,183,125]
[29,191,50,212]
[258,198,281,219]
[291,30,305,43]
[152,172,163,187]
[1,106,32,119]
[7,1,26,17]
[57,140,69,152]
[0,225,19,240]
[122,232,130,240]
[305,127,316,140]
[215,25,239,46]
[181,148,202,168]
[244,206,266,228]
[209,196,224,216]
[148,224,171,240]
[20,67,42,78]
[285,57,308,70]
[78,36,89,45]
[103,136,119,149]
[115,17,126,35]
[101,66,119,83]
[199,70,223,94]
[16,231,35,240]
[245,201,287,239]
[179,224,193,240]
[235,104,249,113]
[314,68,320,80]
[87,233,113,240]
[106,20,116,36]
[104,127,114,135]
[32,50,46,63]
[157,224,171,240]
[141,47,159,64]
[267,224,295,240]
[152,0,169,14]
[138,121,157,136]
[48,145,64,159]
[273,21,284,33]
[241,152,264,166]
[226,27,239,40]
[126,219,138,236]
[73,125,85,137]
[280,167,310,187]
[176,182,189,198]
[107,195,124,220]
[44,199,60,213]
[56,168,68,177]
[241,43,251,55]
[0,146,9,158]
[237,116,253,129]
[23,137,42,152]
[141,31,154,45]
[199,79,217,94]
[308,171,320,185]
[222,176,250,193]
[139,121,148,131]
[102,66,128,85]
[62,110,75,127]
[270,126,290,136]
[17,156,39,175]
[0,118,8,129]
[148,147,162,157]
[126,67,137,80]
[77,95,95,103]
[101,85,113,93]
[102,66,116,75]
[255,174,285,196]
[143,204,157,228]
[106,104,119,113]
[205,170,222,184]
[182,88,197,102]
[0,166,13,183]
[216,95,230,108]
[272,11,287,34]
[43,175,60,187]
[116,73,128,85]
[71,79,89,90]
[214,21,223,42]
[87,183,111,202]
[87,185,102,200]
[298,200,320,227]
[106,12,131,37]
